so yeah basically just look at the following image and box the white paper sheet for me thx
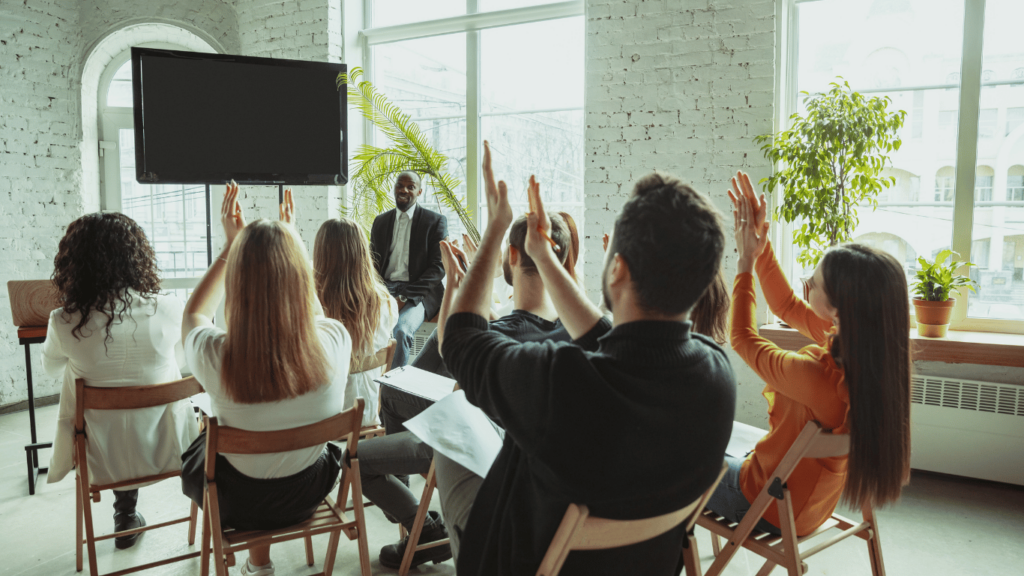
[727,420,767,458]
[374,365,457,403]
[404,391,503,478]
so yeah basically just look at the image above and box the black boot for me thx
[113,489,146,550]
[379,511,453,569]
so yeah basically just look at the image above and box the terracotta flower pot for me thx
[913,299,955,337]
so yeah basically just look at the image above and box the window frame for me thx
[356,0,585,232]
[779,0,1024,335]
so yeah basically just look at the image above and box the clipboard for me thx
[374,365,457,403]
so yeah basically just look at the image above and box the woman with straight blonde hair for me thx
[181,186,353,576]
[314,217,397,426]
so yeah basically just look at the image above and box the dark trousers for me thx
[355,432,434,529]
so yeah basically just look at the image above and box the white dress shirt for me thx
[384,203,416,282]
[43,292,199,487]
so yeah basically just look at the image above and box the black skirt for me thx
[181,432,343,531]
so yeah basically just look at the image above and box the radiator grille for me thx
[911,376,1024,417]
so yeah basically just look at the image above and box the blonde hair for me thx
[221,220,329,404]
[313,218,392,365]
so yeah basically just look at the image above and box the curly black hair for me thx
[51,213,162,342]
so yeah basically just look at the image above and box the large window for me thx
[362,0,585,242]
[788,0,1024,331]
[99,51,210,297]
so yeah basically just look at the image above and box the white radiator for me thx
[409,322,438,360]
[910,375,1024,486]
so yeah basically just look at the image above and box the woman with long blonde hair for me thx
[314,217,398,426]
[181,186,353,576]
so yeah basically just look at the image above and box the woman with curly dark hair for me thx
[43,212,199,550]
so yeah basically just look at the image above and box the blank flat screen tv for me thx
[131,47,347,185]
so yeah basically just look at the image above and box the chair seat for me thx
[223,497,358,546]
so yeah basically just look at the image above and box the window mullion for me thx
[466,0,481,233]
[950,0,987,326]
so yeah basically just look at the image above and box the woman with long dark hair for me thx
[43,212,199,549]
[314,217,397,426]
[709,171,911,536]
[181,186,352,576]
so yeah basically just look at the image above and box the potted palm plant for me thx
[911,250,977,337]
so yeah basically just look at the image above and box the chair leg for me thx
[711,532,721,557]
[188,500,199,546]
[79,475,99,576]
[304,535,315,566]
[862,506,887,576]
[349,460,372,576]
[322,526,342,576]
[399,470,436,576]
[682,533,702,576]
[200,491,212,576]
[755,560,778,576]
[76,477,84,572]
[776,493,802,576]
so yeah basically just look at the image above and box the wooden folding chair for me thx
[536,461,728,576]
[685,421,886,576]
[200,399,371,576]
[74,377,202,576]
[395,458,451,575]
[350,338,397,441]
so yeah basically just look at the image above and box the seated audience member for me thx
[313,215,398,426]
[354,213,576,570]
[370,171,447,368]
[181,185,352,576]
[437,141,737,575]
[712,172,911,536]
[43,212,199,550]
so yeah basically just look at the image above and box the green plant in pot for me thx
[910,250,977,338]
[754,79,906,269]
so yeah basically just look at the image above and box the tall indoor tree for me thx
[755,79,906,267]
[337,67,480,242]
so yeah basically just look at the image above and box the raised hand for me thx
[482,140,514,232]
[525,175,555,259]
[729,174,769,273]
[279,188,295,224]
[726,171,767,231]
[221,180,247,246]
[440,240,466,289]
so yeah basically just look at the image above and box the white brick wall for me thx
[584,0,776,424]
[0,0,85,407]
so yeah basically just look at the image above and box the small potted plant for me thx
[910,250,977,337]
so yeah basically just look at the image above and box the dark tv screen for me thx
[132,47,347,185]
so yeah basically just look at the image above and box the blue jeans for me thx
[705,455,781,535]
[391,300,426,369]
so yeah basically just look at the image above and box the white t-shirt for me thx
[43,292,198,486]
[346,296,399,427]
[185,318,352,479]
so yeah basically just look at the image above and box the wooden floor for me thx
[2,405,1022,576]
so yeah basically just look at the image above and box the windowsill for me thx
[759,323,1024,368]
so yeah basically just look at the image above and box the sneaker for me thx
[240,558,275,576]
[113,512,146,550]
[379,511,453,569]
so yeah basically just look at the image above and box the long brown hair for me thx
[313,218,392,362]
[221,220,329,404]
[821,243,911,509]
[52,213,161,342]
[557,211,581,281]
[690,270,729,345]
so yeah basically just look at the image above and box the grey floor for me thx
[1,405,1022,576]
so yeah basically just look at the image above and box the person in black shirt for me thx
[354,212,577,570]
[439,141,736,576]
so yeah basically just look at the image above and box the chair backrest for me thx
[7,279,59,327]
[204,398,366,481]
[351,338,397,374]
[770,421,850,488]
[75,377,203,432]
[537,461,728,576]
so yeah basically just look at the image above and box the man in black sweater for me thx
[439,141,736,576]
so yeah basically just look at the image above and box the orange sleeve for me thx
[754,241,834,346]
[731,273,834,407]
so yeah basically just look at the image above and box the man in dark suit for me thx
[370,171,448,367]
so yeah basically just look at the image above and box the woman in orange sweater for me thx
[707,171,912,536]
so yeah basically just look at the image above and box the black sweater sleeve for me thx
[442,312,592,456]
